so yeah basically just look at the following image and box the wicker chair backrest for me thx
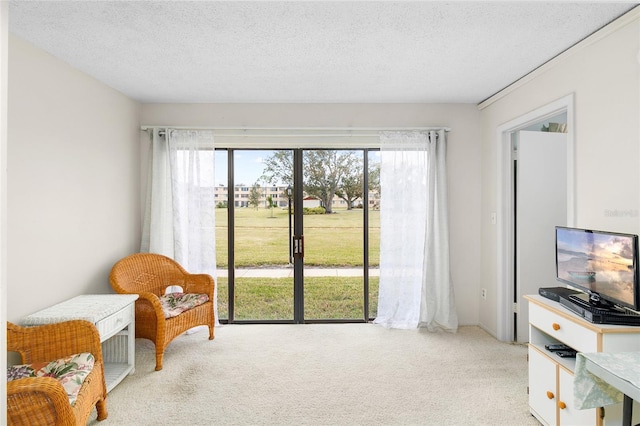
[110,253,188,297]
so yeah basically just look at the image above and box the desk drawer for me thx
[96,304,133,341]
[529,302,598,353]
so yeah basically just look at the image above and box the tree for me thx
[260,150,363,214]
[260,151,294,188]
[333,154,381,210]
[266,195,275,217]
[335,155,364,210]
[248,183,262,209]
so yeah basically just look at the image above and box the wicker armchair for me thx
[109,253,215,371]
[7,320,108,426]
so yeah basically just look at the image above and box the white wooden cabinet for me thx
[22,294,139,392]
[525,295,640,425]
[528,347,558,424]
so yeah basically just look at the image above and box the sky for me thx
[215,149,381,187]
[215,150,274,187]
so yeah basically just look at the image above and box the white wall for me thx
[0,1,8,415]
[478,11,640,336]
[7,35,141,322]
[141,103,482,325]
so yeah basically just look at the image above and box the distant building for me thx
[214,185,288,208]
[214,185,379,209]
[303,196,321,208]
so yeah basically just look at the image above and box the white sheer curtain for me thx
[374,130,458,331]
[141,128,174,257]
[141,129,218,321]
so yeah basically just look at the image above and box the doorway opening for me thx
[496,94,575,342]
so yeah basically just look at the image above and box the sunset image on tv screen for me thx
[557,229,634,307]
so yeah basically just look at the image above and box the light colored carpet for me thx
[89,324,539,425]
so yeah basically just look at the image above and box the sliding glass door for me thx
[215,148,379,323]
[303,150,366,320]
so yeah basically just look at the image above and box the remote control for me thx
[545,343,573,352]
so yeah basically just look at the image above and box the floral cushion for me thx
[160,292,209,319]
[7,352,95,406]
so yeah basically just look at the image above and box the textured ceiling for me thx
[8,1,639,104]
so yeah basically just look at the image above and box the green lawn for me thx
[217,276,379,320]
[216,207,380,267]
[215,207,380,320]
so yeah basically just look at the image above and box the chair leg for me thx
[208,324,214,340]
[96,398,108,421]
[155,351,164,371]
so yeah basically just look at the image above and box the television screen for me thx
[555,226,639,311]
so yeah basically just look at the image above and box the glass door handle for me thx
[293,235,304,259]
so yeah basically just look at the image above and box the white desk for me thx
[22,294,139,392]
[575,351,640,426]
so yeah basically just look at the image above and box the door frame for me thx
[495,94,575,342]
[293,149,304,323]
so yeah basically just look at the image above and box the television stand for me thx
[559,294,640,326]
[525,294,640,426]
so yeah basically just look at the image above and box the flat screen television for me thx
[555,226,640,312]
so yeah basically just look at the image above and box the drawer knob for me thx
[558,401,567,410]
[552,323,560,330]
[546,391,555,400]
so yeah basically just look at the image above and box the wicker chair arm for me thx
[7,320,103,365]
[135,292,167,329]
[135,291,164,309]
[7,377,76,426]
[183,274,215,298]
